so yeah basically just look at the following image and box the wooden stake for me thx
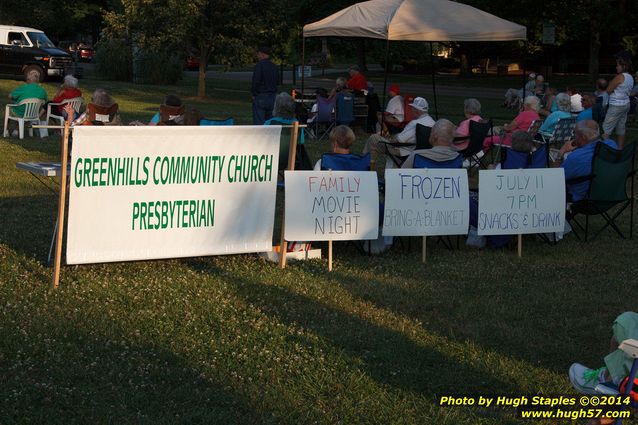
[279,121,299,269]
[517,234,522,258]
[328,240,333,272]
[422,236,427,263]
[52,120,71,289]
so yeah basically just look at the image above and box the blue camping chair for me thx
[319,152,375,254]
[412,152,463,250]
[200,117,234,126]
[335,92,355,126]
[265,117,309,172]
[500,144,549,170]
[413,153,463,169]
[311,96,336,142]
[320,153,371,171]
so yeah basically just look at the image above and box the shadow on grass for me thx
[0,195,57,263]
[0,322,268,424]
[184,257,519,401]
[1,133,61,157]
[322,236,637,378]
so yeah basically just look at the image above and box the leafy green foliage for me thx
[134,49,183,85]
[94,38,133,81]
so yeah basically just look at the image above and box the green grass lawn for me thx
[1,73,637,424]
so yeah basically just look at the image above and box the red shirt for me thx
[53,88,82,114]
[346,72,368,91]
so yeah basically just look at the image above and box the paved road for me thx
[186,69,507,100]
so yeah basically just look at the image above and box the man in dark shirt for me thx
[251,46,279,125]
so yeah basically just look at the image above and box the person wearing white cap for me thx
[503,72,538,109]
[363,96,435,168]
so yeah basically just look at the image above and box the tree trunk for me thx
[460,53,471,77]
[588,28,600,82]
[197,43,209,98]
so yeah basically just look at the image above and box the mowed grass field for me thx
[0,71,637,424]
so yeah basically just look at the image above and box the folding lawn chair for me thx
[567,142,635,241]
[458,119,492,174]
[500,144,549,169]
[413,153,463,169]
[199,117,234,125]
[335,92,355,126]
[158,104,186,125]
[412,152,464,250]
[320,153,371,171]
[85,103,119,125]
[527,119,543,138]
[3,98,45,139]
[311,96,336,142]
[46,97,84,127]
[265,117,310,172]
[539,117,576,163]
[381,123,433,168]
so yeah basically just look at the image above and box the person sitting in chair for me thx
[52,75,82,120]
[345,65,368,93]
[363,96,435,167]
[538,92,572,138]
[577,93,596,122]
[377,84,404,135]
[553,120,618,202]
[75,88,122,126]
[8,70,47,118]
[569,311,638,425]
[271,92,295,119]
[402,119,460,168]
[148,94,185,125]
[314,125,356,170]
[485,96,541,150]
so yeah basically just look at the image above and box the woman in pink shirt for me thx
[485,96,541,150]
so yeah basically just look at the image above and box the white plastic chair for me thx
[3,98,45,139]
[46,97,84,127]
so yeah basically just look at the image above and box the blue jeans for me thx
[252,93,275,125]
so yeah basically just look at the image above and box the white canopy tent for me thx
[301,0,527,117]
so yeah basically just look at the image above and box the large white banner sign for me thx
[382,168,469,236]
[478,169,566,236]
[284,171,379,241]
[67,126,281,264]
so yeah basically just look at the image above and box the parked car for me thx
[59,41,94,62]
[0,25,73,81]
[185,54,200,71]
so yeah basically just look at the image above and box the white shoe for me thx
[11,130,19,137]
[568,363,610,395]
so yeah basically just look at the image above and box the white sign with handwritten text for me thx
[478,169,566,235]
[382,169,469,236]
[284,171,379,241]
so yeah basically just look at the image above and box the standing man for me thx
[251,46,279,125]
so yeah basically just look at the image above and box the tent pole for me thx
[429,42,438,120]
[301,36,306,97]
[381,38,390,131]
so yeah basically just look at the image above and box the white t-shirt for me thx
[395,114,435,144]
[570,94,583,113]
[385,95,404,122]
[610,73,634,106]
